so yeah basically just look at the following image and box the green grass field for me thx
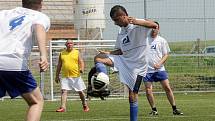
[1,92,215,121]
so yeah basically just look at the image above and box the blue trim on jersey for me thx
[0,70,37,98]
[143,71,168,82]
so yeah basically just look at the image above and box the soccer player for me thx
[0,0,50,121]
[143,21,183,115]
[55,40,89,112]
[89,5,157,121]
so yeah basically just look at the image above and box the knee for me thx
[28,94,44,107]
[145,87,153,95]
[129,93,138,103]
[94,54,102,62]
[163,86,172,93]
[94,53,107,63]
[38,96,44,106]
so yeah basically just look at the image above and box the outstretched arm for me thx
[99,49,123,55]
[128,17,158,29]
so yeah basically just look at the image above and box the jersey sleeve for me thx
[162,38,171,55]
[34,13,50,32]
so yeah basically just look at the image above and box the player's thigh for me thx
[144,82,153,94]
[22,87,43,106]
[128,88,138,102]
[94,53,113,66]
[97,58,113,66]
[144,82,153,90]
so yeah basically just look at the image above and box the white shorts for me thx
[60,77,86,91]
[108,55,146,91]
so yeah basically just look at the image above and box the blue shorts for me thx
[143,71,168,82]
[0,70,37,98]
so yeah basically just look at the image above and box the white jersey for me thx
[147,35,170,73]
[115,21,150,76]
[110,20,151,90]
[0,7,50,71]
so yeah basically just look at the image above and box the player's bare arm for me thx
[55,54,62,83]
[99,49,122,55]
[154,54,169,69]
[128,16,157,29]
[78,52,85,73]
[35,24,49,72]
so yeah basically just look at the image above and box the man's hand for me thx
[39,56,49,72]
[154,63,161,70]
[128,16,137,25]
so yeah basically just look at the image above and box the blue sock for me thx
[95,62,107,74]
[130,101,138,121]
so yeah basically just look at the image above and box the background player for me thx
[143,21,183,116]
[55,40,89,112]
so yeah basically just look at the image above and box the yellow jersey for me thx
[60,49,80,77]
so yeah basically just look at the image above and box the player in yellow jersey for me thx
[55,40,89,112]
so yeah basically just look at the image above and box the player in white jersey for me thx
[143,21,183,116]
[0,0,50,121]
[89,5,157,121]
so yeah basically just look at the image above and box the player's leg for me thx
[94,53,113,74]
[129,75,143,121]
[129,89,138,121]
[144,81,158,115]
[160,79,183,115]
[56,78,70,112]
[160,79,176,106]
[61,89,68,109]
[22,87,44,121]
[159,71,183,115]
[143,73,158,115]
[78,91,89,112]
[72,77,89,112]
[0,71,44,121]
[56,89,67,112]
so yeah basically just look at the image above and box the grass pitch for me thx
[0,92,215,121]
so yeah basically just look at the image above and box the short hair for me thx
[22,0,42,9]
[154,21,160,27]
[110,5,128,18]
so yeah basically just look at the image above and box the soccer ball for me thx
[91,72,109,91]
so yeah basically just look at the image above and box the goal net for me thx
[47,40,127,101]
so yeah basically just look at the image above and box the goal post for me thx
[48,40,127,101]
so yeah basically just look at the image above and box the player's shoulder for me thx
[36,11,49,20]
[30,9,50,22]
[20,7,50,21]
[157,35,167,42]
[73,49,80,54]
[61,49,67,53]
[0,8,16,16]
